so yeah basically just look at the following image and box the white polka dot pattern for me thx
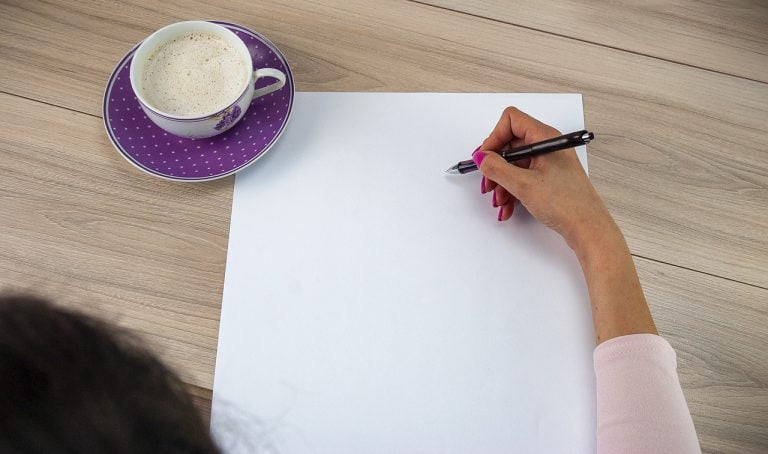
[103,21,294,181]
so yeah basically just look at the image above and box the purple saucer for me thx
[102,21,295,181]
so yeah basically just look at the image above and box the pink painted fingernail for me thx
[481,176,486,193]
[472,150,487,166]
[473,145,482,153]
[492,191,497,207]
[497,206,503,221]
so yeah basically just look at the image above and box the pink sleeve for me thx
[594,333,701,454]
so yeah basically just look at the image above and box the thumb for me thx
[473,150,533,199]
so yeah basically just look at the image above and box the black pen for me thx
[445,130,594,174]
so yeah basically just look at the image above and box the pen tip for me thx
[445,165,459,174]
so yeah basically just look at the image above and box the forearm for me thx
[572,218,657,344]
[576,220,699,451]
[474,108,696,451]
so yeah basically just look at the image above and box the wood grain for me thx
[187,383,213,427]
[638,256,768,454]
[419,0,768,83]
[0,0,766,288]
[0,91,229,388]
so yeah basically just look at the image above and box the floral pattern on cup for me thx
[215,105,243,131]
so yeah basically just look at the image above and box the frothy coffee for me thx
[141,31,249,116]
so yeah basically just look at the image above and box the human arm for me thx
[474,107,654,343]
[473,107,700,453]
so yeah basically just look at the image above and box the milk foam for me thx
[141,31,249,116]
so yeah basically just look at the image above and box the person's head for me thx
[0,294,219,453]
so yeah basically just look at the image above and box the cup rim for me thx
[129,20,252,121]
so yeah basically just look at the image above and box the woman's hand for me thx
[476,107,657,343]
[474,107,619,253]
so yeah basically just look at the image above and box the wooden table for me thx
[1,1,766,452]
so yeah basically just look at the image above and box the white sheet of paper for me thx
[212,93,595,454]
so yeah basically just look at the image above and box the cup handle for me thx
[252,68,286,99]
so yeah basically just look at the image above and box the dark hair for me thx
[0,295,219,453]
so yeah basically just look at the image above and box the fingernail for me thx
[492,191,497,207]
[473,145,482,153]
[472,150,487,166]
[497,206,503,222]
[481,176,486,193]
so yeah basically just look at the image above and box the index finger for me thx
[481,106,560,152]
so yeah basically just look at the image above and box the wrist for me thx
[567,216,626,265]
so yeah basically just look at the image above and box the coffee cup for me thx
[129,21,286,139]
